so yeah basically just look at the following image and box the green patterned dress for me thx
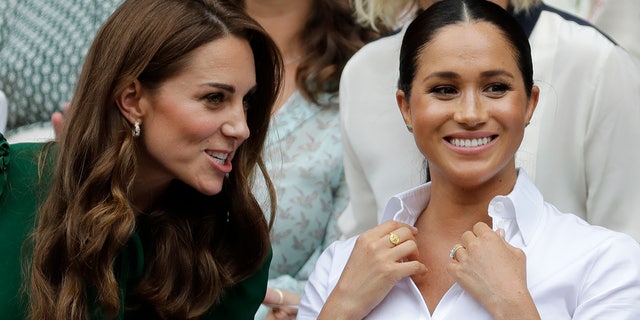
[0,134,270,319]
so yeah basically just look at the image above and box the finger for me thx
[472,222,493,236]
[451,244,467,262]
[391,259,428,278]
[386,226,416,248]
[273,307,298,319]
[51,111,65,139]
[448,243,465,262]
[265,289,300,310]
[388,237,420,262]
[263,288,284,305]
[460,230,476,247]
[372,220,417,238]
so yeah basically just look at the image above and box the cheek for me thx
[409,97,448,131]
[151,101,216,141]
[409,106,444,156]
[141,114,210,162]
[486,93,527,118]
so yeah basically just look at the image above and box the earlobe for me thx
[525,86,540,124]
[116,79,144,125]
[396,90,413,131]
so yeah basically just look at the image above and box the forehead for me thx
[416,21,519,75]
[186,35,253,67]
[176,35,256,85]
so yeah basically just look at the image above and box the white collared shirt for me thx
[299,171,640,319]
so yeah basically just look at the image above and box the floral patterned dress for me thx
[253,91,348,319]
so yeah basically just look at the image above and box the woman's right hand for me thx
[318,220,427,320]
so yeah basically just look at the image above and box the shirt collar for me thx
[381,169,544,246]
[489,170,544,246]
[381,183,431,226]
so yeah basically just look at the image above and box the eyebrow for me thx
[201,82,235,93]
[422,69,515,82]
[423,71,458,82]
[480,70,515,79]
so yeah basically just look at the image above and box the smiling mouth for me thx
[206,151,230,165]
[447,136,496,147]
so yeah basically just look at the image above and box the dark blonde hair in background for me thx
[352,0,542,32]
[28,0,282,319]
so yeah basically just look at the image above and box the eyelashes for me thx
[203,92,225,104]
[427,82,513,99]
[484,83,511,95]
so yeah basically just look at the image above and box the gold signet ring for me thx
[450,244,464,260]
[389,232,400,246]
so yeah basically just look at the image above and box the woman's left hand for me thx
[446,222,540,320]
[263,288,300,320]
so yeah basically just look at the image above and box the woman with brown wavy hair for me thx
[0,0,282,318]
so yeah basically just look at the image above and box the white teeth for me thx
[450,137,493,147]
[207,152,228,164]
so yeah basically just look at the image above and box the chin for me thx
[197,181,224,196]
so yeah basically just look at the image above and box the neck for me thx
[131,157,171,213]
[245,0,313,112]
[420,166,518,232]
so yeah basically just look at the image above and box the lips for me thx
[206,151,230,165]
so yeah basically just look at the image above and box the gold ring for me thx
[389,232,400,246]
[449,244,464,260]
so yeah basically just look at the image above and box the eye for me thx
[484,83,511,97]
[242,88,257,112]
[203,92,225,105]
[429,85,459,99]
[242,93,254,112]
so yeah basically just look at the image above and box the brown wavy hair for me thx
[292,0,377,103]
[295,0,378,104]
[236,0,378,104]
[28,0,282,319]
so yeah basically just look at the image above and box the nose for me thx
[221,102,250,141]
[453,91,487,127]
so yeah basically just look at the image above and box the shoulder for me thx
[341,28,404,81]
[528,4,619,58]
[539,202,640,262]
[4,139,53,184]
[0,135,54,225]
[0,135,51,193]
[0,134,52,319]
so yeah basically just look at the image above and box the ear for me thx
[397,89,412,128]
[525,85,540,125]
[116,79,145,125]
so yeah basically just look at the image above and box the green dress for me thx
[0,134,270,319]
